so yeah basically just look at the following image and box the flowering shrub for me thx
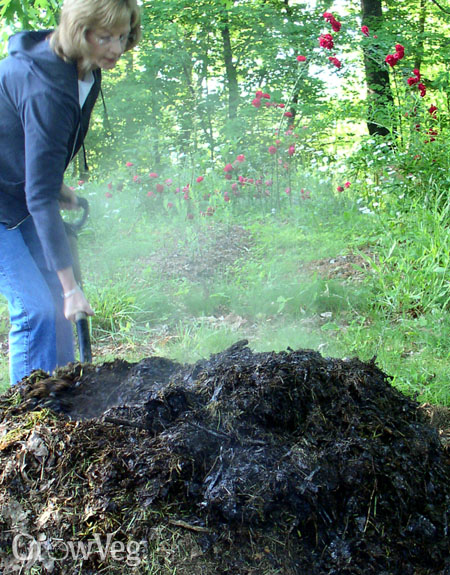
[92,7,449,220]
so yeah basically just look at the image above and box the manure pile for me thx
[0,341,448,575]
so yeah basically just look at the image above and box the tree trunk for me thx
[414,0,427,71]
[221,23,239,120]
[361,0,394,136]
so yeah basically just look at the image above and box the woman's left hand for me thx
[59,182,80,211]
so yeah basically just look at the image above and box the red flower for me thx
[323,12,341,32]
[223,163,233,172]
[255,90,263,98]
[147,190,155,197]
[262,93,271,99]
[301,189,311,200]
[386,44,404,68]
[284,111,293,117]
[77,180,84,186]
[288,145,295,156]
[165,178,173,185]
[361,25,369,37]
[223,193,230,202]
[278,103,285,108]
[224,173,232,180]
[331,20,341,32]
[149,172,158,178]
[418,83,426,97]
[285,187,291,195]
[429,105,438,116]
[252,98,262,108]
[413,68,421,79]
[337,185,344,192]
[125,162,134,167]
[319,33,334,49]
[133,175,140,182]
[167,202,174,208]
[183,192,189,200]
[407,76,419,86]
[156,183,164,193]
[296,55,307,62]
[329,56,341,69]
[268,145,277,155]
[236,154,245,162]
[344,181,351,188]
[105,191,113,198]
[196,176,204,183]
[385,54,398,67]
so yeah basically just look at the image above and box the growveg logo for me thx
[11,532,147,569]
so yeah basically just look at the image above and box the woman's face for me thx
[86,22,131,70]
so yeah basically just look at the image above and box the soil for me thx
[0,342,449,575]
[299,250,373,283]
[137,223,253,283]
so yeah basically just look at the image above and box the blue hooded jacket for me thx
[0,30,101,270]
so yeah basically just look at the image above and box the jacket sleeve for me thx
[22,89,79,271]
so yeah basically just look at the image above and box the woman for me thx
[0,0,141,384]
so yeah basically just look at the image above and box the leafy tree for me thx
[1,0,60,29]
[360,0,394,136]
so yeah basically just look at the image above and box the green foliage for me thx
[1,0,60,30]
[357,194,450,316]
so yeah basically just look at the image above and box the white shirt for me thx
[78,71,94,108]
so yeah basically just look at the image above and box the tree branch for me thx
[429,0,450,14]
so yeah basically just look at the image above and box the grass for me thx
[0,174,449,406]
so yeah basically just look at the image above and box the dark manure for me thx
[0,342,448,575]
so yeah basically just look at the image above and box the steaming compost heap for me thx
[0,341,449,574]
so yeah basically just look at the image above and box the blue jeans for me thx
[0,219,74,385]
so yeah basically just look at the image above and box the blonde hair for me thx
[50,0,141,72]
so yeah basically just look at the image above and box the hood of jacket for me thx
[8,30,79,102]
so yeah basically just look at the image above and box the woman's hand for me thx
[57,267,94,322]
[59,182,80,211]
[63,285,94,322]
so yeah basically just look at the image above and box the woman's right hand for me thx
[63,285,94,322]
